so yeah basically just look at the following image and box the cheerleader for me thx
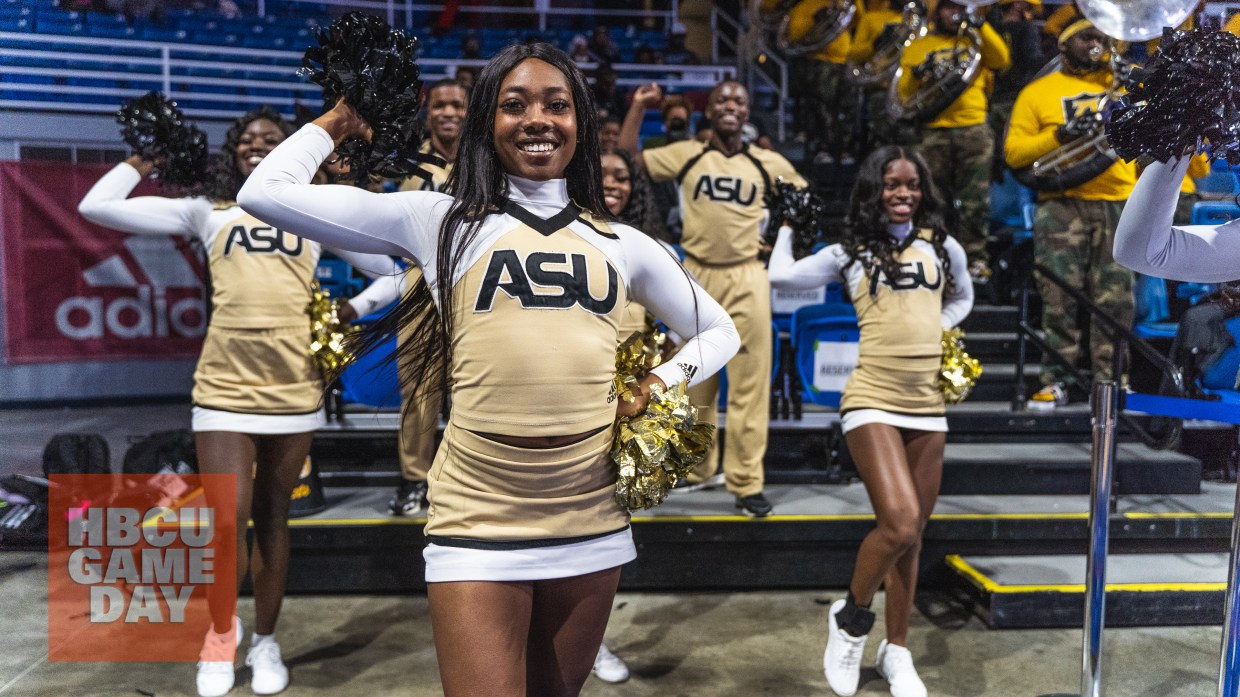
[77,106,402,697]
[237,43,738,696]
[768,145,973,697]
[1114,157,1240,283]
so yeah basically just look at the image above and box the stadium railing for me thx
[0,31,733,121]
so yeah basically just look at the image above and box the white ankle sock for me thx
[252,633,275,647]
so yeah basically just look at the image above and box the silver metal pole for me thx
[1083,381,1118,697]
[1218,476,1240,696]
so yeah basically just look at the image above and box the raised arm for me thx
[78,157,211,237]
[624,233,739,390]
[237,102,449,263]
[941,236,974,328]
[619,83,662,162]
[978,21,1012,71]
[767,225,845,289]
[1114,157,1240,283]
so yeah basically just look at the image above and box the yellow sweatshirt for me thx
[1005,69,1136,201]
[848,8,903,63]
[898,22,1011,128]
[1227,13,1240,37]
[786,0,853,64]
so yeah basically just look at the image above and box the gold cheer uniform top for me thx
[78,162,402,434]
[768,222,974,431]
[237,124,740,580]
[642,140,805,265]
[398,140,454,193]
[1005,69,1137,201]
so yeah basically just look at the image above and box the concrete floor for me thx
[0,551,1223,697]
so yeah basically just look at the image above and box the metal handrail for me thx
[1013,260,1185,449]
[711,2,788,142]
[253,0,679,32]
[0,31,732,122]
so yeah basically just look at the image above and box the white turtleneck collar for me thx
[887,220,913,242]
[507,174,569,209]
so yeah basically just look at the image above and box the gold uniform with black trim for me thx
[643,140,805,498]
[425,208,629,542]
[193,211,322,416]
[840,231,955,417]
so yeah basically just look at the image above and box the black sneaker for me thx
[735,492,773,518]
[388,479,428,516]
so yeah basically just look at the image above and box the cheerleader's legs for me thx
[844,424,945,645]
[195,430,314,635]
[428,566,622,697]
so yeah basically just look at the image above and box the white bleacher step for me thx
[948,552,1230,628]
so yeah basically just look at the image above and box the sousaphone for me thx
[848,1,930,87]
[885,0,999,122]
[775,0,858,57]
[1010,0,1198,191]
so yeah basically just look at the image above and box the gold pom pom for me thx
[939,328,982,404]
[307,280,355,375]
[611,327,714,511]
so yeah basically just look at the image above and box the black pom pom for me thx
[116,91,209,189]
[301,12,443,186]
[1106,27,1240,166]
[763,179,825,259]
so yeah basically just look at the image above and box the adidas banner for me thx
[0,162,207,363]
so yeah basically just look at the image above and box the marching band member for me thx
[1005,19,1136,409]
[898,0,1011,282]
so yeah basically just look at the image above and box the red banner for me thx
[1,161,207,363]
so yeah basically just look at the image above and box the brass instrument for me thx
[847,1,929,87]
[775,0,858,57]
[757,0,801,33]
[1010,0,1198,191]
[885,0,999,123]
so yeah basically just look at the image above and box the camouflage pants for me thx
[1033,198,1133,384]
[988,98,1015,182]
[920,123,992,262]
[806,60,857,159]
[1175,192,1200,226]
[861,86,922,154]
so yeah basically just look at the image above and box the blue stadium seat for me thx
[792,305,860,408]
[316,256,364,298]
[1133,273,1177,339]
[1192,200,1240,226]
[338,334,401,408]
[1195,165,1240,199]
[989,170,1033,232]
[1201,317,1240,409]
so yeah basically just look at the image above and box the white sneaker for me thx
[876,640,928,697]
[197,616,241,697]
[592,643,630,683]
[824,599,868,697]
[246,638,289,695]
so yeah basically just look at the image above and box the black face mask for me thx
[666,117,689,142]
